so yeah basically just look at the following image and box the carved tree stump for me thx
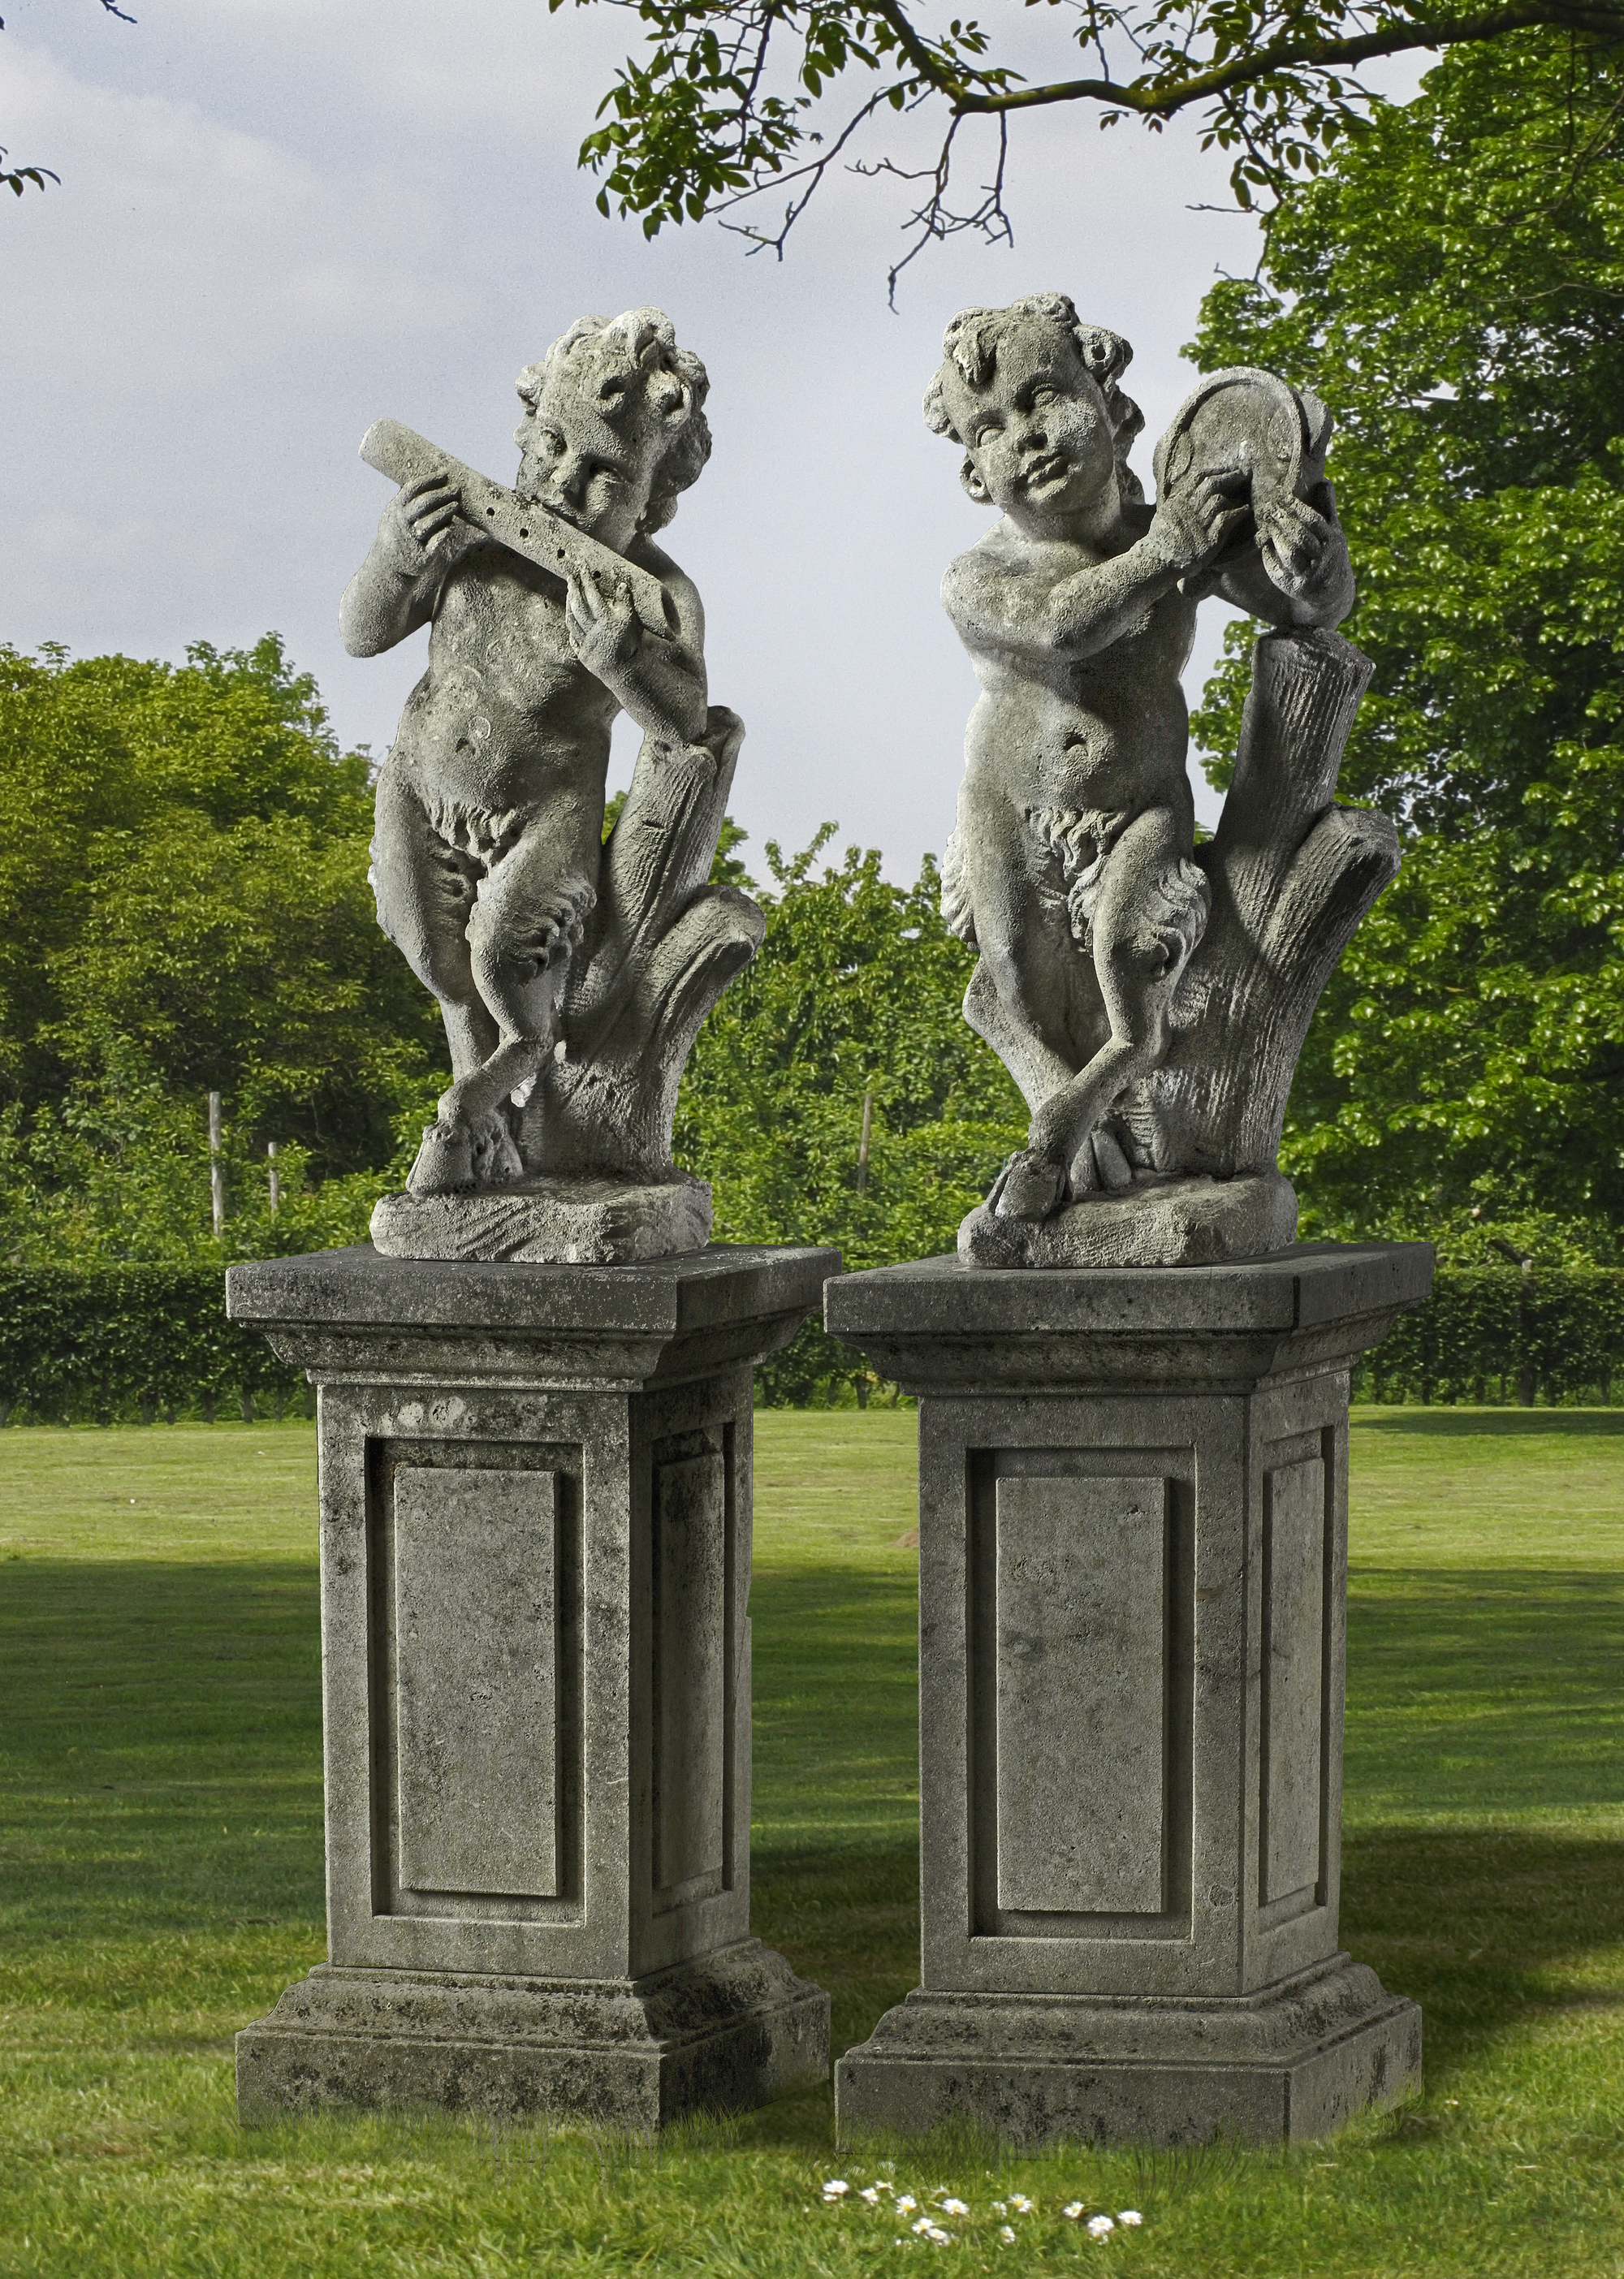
[959,628,1401,1266]
[1135,627,1397,1177]
[518,704,766,1181]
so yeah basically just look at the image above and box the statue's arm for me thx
[944,541,1178,662]
[339,475,465,658]
[946,482,1250,662]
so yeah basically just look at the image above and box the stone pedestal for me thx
[226,1241,837,2131]
[824,1241,1432,2148]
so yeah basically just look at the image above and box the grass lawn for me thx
[1,1405,1622,2275]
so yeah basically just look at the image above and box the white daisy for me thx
[1117,2210,1143,2226]
[823,2179,850,2199]
[1063,2203,1086,2221]
[999,2226,1017,2245]
[1087,2214,1116,2238]
[941,2197,970,2216]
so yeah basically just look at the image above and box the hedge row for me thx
[0,1268,305,1426]
[2,1263,1620,1426]
[1351,1267,1624,1407]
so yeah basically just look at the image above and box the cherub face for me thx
[514,377,663,555]
[945,322,1119,524]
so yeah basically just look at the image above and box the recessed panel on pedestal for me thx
[994,1476,1167,1913]
[393,1466,563,1897]
[367,1444,582,1922]
[652,1436,731,1903]
[969,1454,1191,1935]
[1259,1448,1330,1908]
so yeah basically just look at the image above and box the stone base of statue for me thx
[235,1944,827,2132]
[227,1241,837,2131]
[959,1170,1298,1271]
[825,1241,1432,2150]
[833,1959,1419,2147]
[370,1170,712,1265]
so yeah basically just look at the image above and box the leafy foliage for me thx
[555,0,1624,283]
[1354,1267,1624,1404]
[0,1265,303,1425]
[0,148,59,199]
[0,637,446,1263]
[0,637,1018,1281]
[1189,33,1624,1253]
[676,826,1026,1271]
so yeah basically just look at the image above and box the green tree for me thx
[0,637,444,1261]
[1189,31,1624,1256]
[0,1049,419,1268]
[554,0,1624,285]
[676,828,1025,1267]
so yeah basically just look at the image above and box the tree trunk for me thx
[965,627,1398,1184]
[516,706,765,1181]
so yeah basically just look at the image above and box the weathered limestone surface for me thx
[959,1169,1297,1269]
[922,295,1399,1263]
[826,1241,1432,2147]
[370,1172,712,1266]
[228,1242,836,2130]
[348,310,760,1263]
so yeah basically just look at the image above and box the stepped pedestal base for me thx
[837,1956,1419,2148]
[239,1941,829,2130]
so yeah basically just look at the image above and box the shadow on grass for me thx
[9,1551,1624,2155]
[752,1840,920,2057]
[1345,1569,1624,1817]
[1342,1823,1624,2084]
[1354,1409,1624,1436]
[1,1559,323,1932]
[738,1820,1624,2151]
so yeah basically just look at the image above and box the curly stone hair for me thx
[922,291,1145,507]
[516,307,711,537]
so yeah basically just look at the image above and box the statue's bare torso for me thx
[948,504,1194,828]
[395,546,617,819]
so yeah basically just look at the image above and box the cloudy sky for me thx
[2,0,1284,869]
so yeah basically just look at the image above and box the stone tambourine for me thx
[1152,366,1333,597]
[1152,366,1332,511]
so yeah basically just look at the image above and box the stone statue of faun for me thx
[925,292,1399,1267]
[343,308,761,1263]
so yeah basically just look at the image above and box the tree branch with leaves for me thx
[2,0,133,204]
[555,0,1624,288]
